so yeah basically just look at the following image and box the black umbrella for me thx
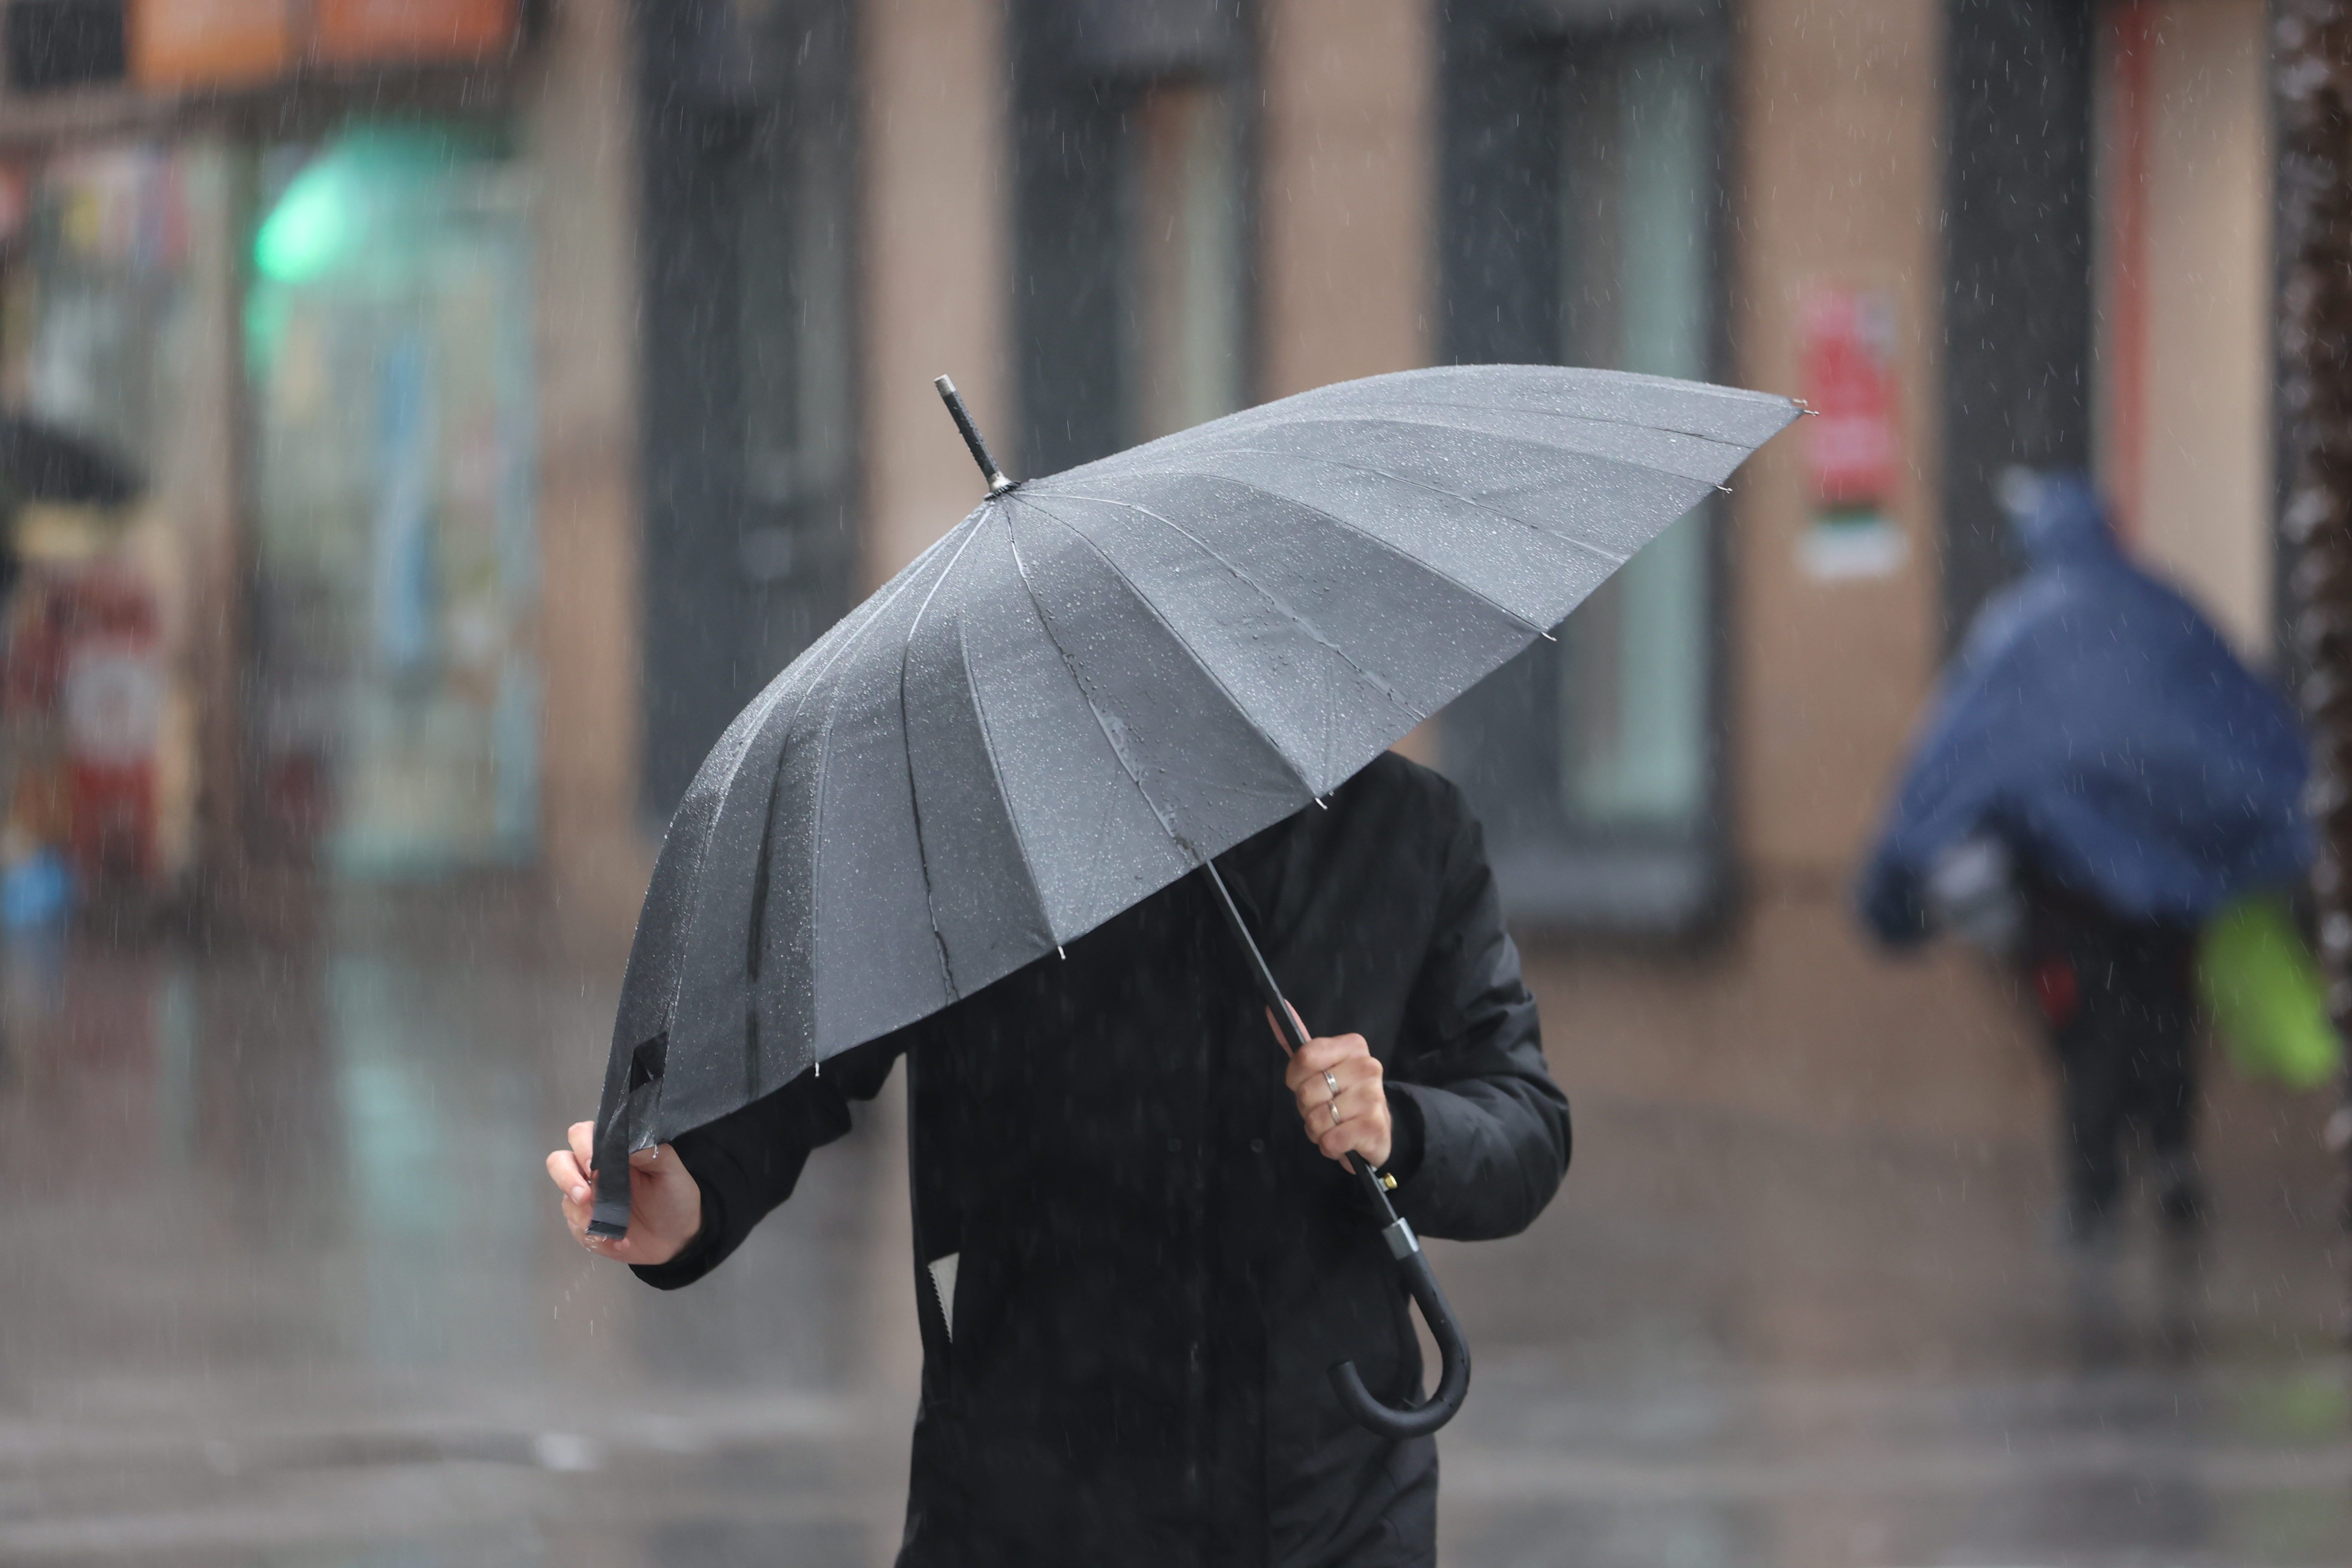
[0,416,141,508]
[593,365,1797,1436]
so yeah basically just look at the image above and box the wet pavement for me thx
[2,900,2347,1567]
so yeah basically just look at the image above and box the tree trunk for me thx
[2277,0,2352,1333]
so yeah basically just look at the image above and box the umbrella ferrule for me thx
[936,375,1017,497]
[1381,1218,1420,1260]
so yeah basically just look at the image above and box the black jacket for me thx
[636,753,1569,1567]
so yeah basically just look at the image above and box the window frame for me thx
[1436,0,1736,936]
[1008,0,1261,475]
[633,0,862,821]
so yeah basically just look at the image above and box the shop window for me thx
[1013,0,1253,472]
[244,126,540,873]
[1439,1,1727,931]
[0,146,199,897]
[1127,79,1248,444]
[636,0,857,819]
[1554,37,1713,830]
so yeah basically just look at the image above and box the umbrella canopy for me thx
[597,364,1797,1194]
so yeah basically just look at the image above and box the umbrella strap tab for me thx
[587,1037,668,1238]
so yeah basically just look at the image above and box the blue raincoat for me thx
[1859,474,2310,944]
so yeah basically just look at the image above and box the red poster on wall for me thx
[1798,288,1899,511]
[312,0,520,67]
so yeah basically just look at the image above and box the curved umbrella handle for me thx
[1329,1209,1472,1440]
[1194,862,1478,1440]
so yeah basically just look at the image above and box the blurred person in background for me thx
[1858,472,2310,1247]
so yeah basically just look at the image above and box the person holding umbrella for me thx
[545,368,1797,1564]
[1859,472,2309,1247]
[555,751,1560,1564]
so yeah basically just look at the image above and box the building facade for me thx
[0,0,2284,1136]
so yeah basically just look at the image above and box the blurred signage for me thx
[313,0,517,65]
[128,0,289,89]
[1797,286,1907,582]
[1800,287,1898,508]
[77,0,516,91]
[7,0,126,91]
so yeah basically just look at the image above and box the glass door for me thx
[244,125,538,874]
[1440,15,1726,930]
[1555,36,1715,831]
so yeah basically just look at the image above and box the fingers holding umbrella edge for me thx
[554,1120,646,1259]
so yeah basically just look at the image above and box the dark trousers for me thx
[2026,908,2199,1215]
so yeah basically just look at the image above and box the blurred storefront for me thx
[243,126,539,874]
[0,0,2291,1134]
[0,0,644,925]
[0,146,201,908]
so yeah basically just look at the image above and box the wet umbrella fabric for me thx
[599,362,1792,1185]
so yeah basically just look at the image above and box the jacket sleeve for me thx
[631,1034,905,1289]
[1383,794,1570,1241]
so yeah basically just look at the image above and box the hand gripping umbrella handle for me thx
[1197,862,1473,1440]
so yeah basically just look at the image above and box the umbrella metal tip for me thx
[936,373,1014,494]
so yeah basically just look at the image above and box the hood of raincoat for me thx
[2011,469,2118,566]
[1859,472,2309,941]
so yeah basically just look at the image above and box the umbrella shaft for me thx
[1195,861,1401,1224]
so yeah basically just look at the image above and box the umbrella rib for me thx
[1053,374,1785,485]
[1014,493,1321,796]
[949,572,1058,940]
[999,508,1209,859]
[1293,391,1774,452]
[651,650,822,1036]
[697,518,953,859]
[1047,488,1429,722]
[751,514,988,1054]
[1279,410,1728,483]
[895,516,995,1001]
[1068,472,1547,636]
[1199,423,1690,553]
[1161,441,1637,568]
[1180,404,1761,464]
[645,577,889,1087]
